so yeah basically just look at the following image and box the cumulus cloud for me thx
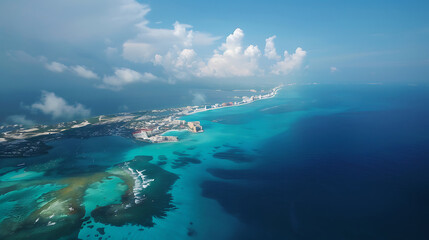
[264,36,280,60]
[7,115,35,126]
[143,27,305,78]
[44,60,99,79]
[70,65,99,79]
[101,68,156,90]
[271,47,307,75]
[123,21,219,64]
[2,1,307,82]
[153,48,203,79]
[198,28,262,77]
[31,91,90,119]
[45,61,68,73]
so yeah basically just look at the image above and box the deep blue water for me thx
[202,84,429,240]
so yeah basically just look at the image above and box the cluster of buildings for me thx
[186,85,282,115]
[132,127,179,143]
[187,121,203,133]
[130,86,281,142]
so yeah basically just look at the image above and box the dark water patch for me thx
[204,114,248,125]
[171,157,201,169]
[96,227,105,235]
[187,227,197,237]
[187,146,196,150]
[187,221,196,236]
[135,155,153,162]
[91,156,179,227]
[213,147,254,163]
[201,180,298,240]
[156,161,167,166]
[207,168,261,180]
[173,151,189,157]
[158,155,168,161]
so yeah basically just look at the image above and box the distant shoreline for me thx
[184,85,282,117]
[0,85,282,158]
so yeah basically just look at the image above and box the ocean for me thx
[0,84,428,240]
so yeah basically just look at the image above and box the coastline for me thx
[0,85,282,158]
[184,85,282,116]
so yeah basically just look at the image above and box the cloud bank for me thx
[2,0,307,87]
[31,91,90,119]
[44,60,99,79]
[264,36,281,60]
[271,47,307,75]
[124,25,306,79]
[45,61,68,73]
[101,68,156,90]
[70,65,99,79]
[199,28,262,77]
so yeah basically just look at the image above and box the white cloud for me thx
[264,36,280,60]
[31,91,90,119]
[2,1,307,82]
[101,68,156,90]
[45,61,68,73]
[198,28,262,77]
[70,65,99,79]
[123,21,218,64]
[143,27,305,78]
[271,47,307,75]
[7,115,35,126]
[330,66,338,72]
[175,49,198,68]
[43,59,99,79]
[153,48,203,79]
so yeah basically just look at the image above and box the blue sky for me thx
[0,0,428,125]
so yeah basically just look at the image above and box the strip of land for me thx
[0,85,282,158]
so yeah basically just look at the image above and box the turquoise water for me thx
[82,176,128,217]
[1,84,428,239]
[0,184,64,223]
